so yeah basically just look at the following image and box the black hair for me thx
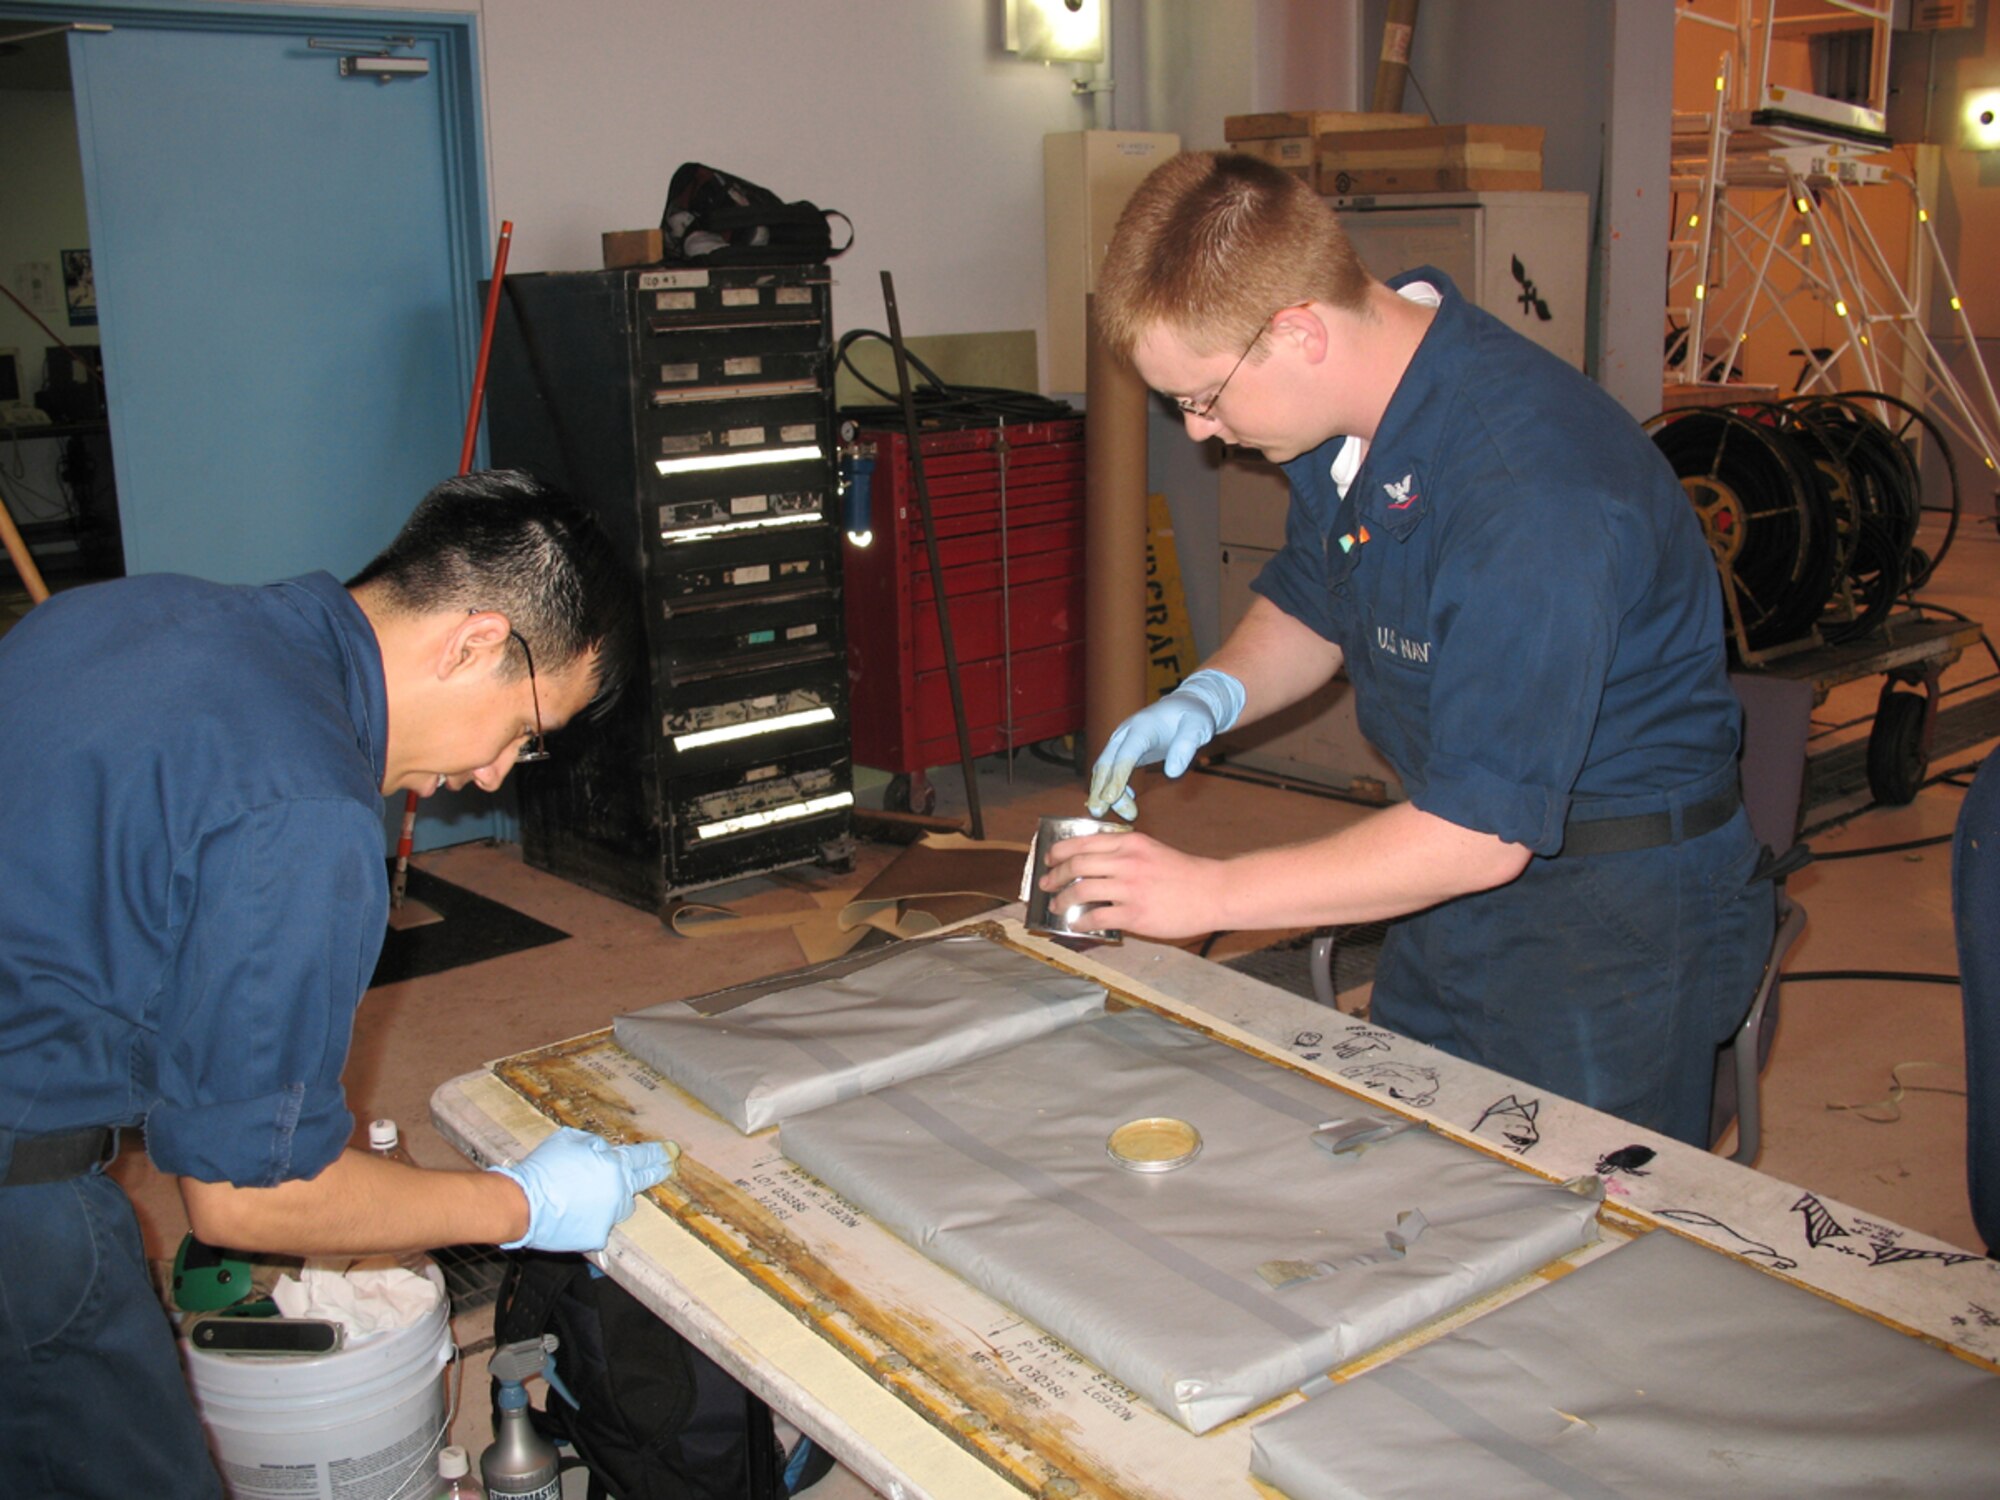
[348,470,634,714]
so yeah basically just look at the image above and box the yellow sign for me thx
[1144,492,1197,703]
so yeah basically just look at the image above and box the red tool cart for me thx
[843,418,1086,813]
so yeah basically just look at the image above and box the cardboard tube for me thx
[1083,295,1149,762]
[1370,0,1419,114]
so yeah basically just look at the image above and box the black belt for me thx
[1561,785,1740,858]
[1,1126,119,1187]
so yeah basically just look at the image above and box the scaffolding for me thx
[1664,0,2000,490]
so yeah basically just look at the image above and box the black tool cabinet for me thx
[483,264,853,915]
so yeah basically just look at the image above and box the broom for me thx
[388,220,514,927]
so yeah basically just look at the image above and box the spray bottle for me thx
[481,1340,563,1500]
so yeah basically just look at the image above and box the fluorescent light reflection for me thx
[673,706,835,751]
[695,791,854,841]
[661,512,821,544]
[655,444,823,477]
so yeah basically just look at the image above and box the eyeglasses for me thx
[1171,304,1304,420]
[509,629,551,763]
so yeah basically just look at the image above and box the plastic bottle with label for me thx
[435,1444,486,1499]
[367,1118,434,1276]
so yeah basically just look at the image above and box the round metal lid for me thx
[1106,1116,1202,1173]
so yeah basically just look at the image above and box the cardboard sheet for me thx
[1250,1228,2000,1499]
[780,1009,1600,1433]
[666,833,1030,961]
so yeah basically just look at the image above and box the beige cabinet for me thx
[1330,191,1591,369]
[1215,457,1404,802]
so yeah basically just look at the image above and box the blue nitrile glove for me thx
[493,1127,673,1252]
[1086,667,1246,819]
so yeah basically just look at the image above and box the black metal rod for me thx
[881,270,985,840]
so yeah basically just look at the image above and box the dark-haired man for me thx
[1044,151,1773,1149]
[0,471,666,1499]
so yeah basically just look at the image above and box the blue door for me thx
[24,2,499,848]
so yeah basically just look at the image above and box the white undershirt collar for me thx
[1329,280,1441,498]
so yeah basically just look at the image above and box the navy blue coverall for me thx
[0,572,391,1499]
[1253,270,1774,1145]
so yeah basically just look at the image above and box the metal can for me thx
[1023,814,1130,941]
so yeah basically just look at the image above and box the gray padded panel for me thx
[1250,1227,2000,1498]
[781,1009,1599,1433]
[615,935,1105,1132]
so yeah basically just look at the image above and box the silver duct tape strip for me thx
[615,936,1106,1132]
[678,933,960,1019]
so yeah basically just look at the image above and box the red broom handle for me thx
[457,222,514,474]
[393,220,515,908]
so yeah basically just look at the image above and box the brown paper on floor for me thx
[668,834,1031,962]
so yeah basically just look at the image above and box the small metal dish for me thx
[1106,1116,1202,1173]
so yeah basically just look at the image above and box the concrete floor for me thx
[15,507,1998,1493]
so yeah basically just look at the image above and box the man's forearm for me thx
[1205,595,1344,726]
[180,1146,530,1254]
[1214,799,1532,931]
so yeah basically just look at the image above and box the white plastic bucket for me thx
[184,1268,453,1500]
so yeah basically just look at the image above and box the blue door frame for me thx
[2,0,508,850]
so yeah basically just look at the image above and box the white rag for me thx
[271,1264,441,1343]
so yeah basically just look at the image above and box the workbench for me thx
[431,916,2000,1499]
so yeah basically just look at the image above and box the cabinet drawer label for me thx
[722,356,765,376]
[726,426,767,447]
[659,362,700,383]
[721,287,762,307]
[641,269,710,290]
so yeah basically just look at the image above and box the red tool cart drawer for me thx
[844,419,1085,775]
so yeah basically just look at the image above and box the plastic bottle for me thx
[481,1342,562,1500]
[435,1445,486,1500]
[367,1118,434,1276]
[369,1117,420,1167]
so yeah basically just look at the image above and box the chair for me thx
[1710,671,1816,1164]
[1949,746,2000,1258]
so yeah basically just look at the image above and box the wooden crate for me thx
[1317,124,1544,196]
[1224,109,1427,141]
[601,227,664,268]
[1225,135,1315,180]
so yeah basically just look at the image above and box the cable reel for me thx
[1773,400,1884,645]
[1805,389,1959,594]
[1647,405,1835,657]
[1647,392,1944,663]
